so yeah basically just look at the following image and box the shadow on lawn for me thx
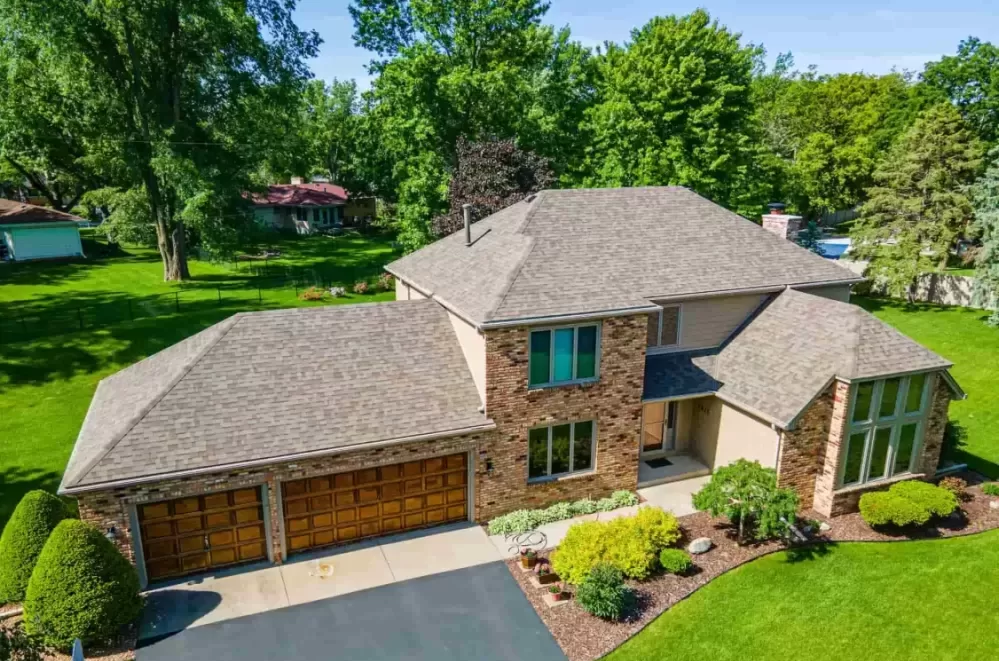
[853,295,993,322]
[0,465,70,529]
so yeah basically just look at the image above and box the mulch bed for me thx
[1,615,136,661]
[507,476,999,661]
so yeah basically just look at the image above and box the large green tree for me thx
[851,104,984,298]
[922,38,999,145]
[972,148,999,325]
[1,0,319,279]
[575,10,759,214]
[351,0,594,249]
[752,56,917,218]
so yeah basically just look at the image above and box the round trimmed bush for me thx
[858,491,931,528]
[658,548,692,575]
[575,563,632,620]
[891,480,958,518]
[0,490,68,604]
[23,520,142,651]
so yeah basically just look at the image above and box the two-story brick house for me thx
[61,187,963,587]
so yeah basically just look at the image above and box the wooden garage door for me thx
[282,453,468,554]
[138,487,268,581]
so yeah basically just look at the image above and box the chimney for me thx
[463,204,472,246]
[762,203,802,241]
[290,176,304,185]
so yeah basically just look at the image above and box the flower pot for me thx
[538,572,560,585]
[520,553,538,569]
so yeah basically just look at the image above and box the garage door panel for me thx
[139,487,267,582]
[282,453,469,556]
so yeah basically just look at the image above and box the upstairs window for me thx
[528,324,600,388]
[647,305,681,348]
[840,373,930,488]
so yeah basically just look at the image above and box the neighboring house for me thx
[249,177,376,234]
[0,199,85,262]
[60,187,963,587]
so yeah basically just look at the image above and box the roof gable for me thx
[0,199,82,225]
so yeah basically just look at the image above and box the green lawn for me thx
[0,233,398,526]
[609,530,999,661]
[855,296,999,478]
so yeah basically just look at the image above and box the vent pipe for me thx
[463,204,472,246]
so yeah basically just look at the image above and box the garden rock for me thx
[819,522,832,532]
[687,537,713,554]
[990,501,999,510]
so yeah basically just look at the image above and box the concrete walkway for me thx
[487,475,709,556]
[140,522,502,641]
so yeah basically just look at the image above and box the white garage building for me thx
[0,199,85,262]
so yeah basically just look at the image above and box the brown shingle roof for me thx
[387,187,863,325]
[0,199,82,225]
[60,300,492,491]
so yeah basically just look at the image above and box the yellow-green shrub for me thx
[552,506,680,584]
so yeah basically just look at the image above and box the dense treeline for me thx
[1,1,997,311]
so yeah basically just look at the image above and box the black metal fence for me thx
[0,269,367,343]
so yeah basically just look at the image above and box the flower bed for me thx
[507,475,999,661]
[1,616,136,661]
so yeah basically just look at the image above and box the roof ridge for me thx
[68,314,245,487]
[483,193,546,321]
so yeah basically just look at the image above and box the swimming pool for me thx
[817,237,850,259]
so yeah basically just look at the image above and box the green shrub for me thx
[859,491,931,527]
[982,483,999,497]
[552,507,676,584]
[486,492,639,536]
[0,491,68,604]
[0,621,46,661]
[24,520,142,651]
[631,506,681,549]
[692,459,799,544]
[891,481,958,518]
[658,548,692,575]
[575,563,632,620]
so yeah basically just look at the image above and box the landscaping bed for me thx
[1,616,136,661]
[507,476,999,661]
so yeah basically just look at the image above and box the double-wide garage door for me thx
[138,487,268,581]
[282,453,469,555]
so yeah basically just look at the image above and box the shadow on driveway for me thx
[137,560,565,661]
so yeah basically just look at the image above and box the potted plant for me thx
[534,561,560,585]
[520,549,537,569]
[547,583,567,602]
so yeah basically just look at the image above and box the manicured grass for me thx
[608,530,999,661]
[0,233,398,526]
[855,296,999,478]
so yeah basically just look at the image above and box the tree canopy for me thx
[851,104,984,298]
[972,148,999,325]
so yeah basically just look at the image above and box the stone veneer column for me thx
[476,314,647,521]
[776,384,833,510]
[917,373,951,476]
[812,380,851,516]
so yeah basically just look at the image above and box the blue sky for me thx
[293,0,997,88]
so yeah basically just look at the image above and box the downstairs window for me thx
[528,420,595,481]
[839,373,930,488]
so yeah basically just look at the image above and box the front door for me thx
[641,401,677,457]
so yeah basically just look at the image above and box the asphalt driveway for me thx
[137,560,565,661]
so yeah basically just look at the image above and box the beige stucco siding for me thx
[691,397,779,470]
[797,283,852,303]
[674,294,767,350]
[394,278,427,301]
[447,311,486,404]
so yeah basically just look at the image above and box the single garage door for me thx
[282,453,468,555]
[138,487,268,581]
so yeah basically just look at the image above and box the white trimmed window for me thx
[528,420,596,481]
[839,373,931,488]
[528,324,600,388]
[647,304,681,348]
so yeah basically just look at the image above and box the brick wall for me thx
[808,373,952,517]
[477,314,646,521]
[776,383,834,510]
[77,431,491,577]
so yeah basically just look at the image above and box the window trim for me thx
[527,420,598,483]
[838,373,931,488]
[527,323,602,389]
[647,303,683,353]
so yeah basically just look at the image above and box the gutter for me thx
[60,420,496,496]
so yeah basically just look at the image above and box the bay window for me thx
[528,420,596,481]
[839,373,930,488]
[528,324,600,388]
